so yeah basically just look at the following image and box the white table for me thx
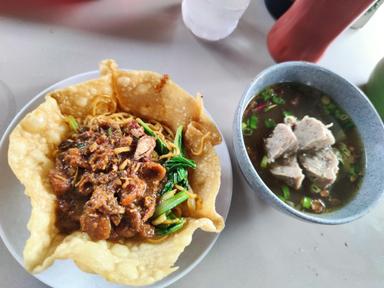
[1,1,383,287]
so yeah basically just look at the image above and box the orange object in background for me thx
[267,0,374,63]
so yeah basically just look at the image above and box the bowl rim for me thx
[233,61,384,224]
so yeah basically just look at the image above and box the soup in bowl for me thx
[233,62,384,224]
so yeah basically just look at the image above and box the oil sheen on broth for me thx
[242,82,364,213]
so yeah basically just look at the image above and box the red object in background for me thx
[267,0,374,63]
[0,0,84,13]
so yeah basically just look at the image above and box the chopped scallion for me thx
[265,118,276,129]
[260,155,269,169]
[154,191,189,217]
[174,126,184,156]
[242,128,253,136]
[64,115,79,132]
[283,111,293,117]
[281,185,290,199]
[271,94,285,105]
[301,197,312,209]
[260,88,274,101]
[152,213,167,225]
[310,184,321,194]
[248,114,258,129]
[155,218,186,236]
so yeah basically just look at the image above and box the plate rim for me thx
[0,70,233,288]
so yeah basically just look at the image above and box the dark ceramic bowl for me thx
[233,61,384,224]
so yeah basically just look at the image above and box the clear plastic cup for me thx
[182,0,251,41]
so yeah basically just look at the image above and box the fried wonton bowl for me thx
[8,60,224,286]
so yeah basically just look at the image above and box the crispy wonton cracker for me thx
[8,60,224,286]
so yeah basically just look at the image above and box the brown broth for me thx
[242,82,365,213]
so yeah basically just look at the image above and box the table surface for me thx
[1,1,384,287]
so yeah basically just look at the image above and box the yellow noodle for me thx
[91,95,117,116]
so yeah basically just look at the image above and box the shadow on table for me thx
[224,147,270,234]
[196,18,274,79]
[0,0,180,43]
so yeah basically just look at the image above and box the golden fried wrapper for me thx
[8,59,224,286]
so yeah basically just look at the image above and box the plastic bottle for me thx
[182,0,251,41]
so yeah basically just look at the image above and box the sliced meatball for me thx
[294,116,335,151]
[265,123,298,163]
[270,156,305,190]
[299,148,339,189]
[134,135,156,160]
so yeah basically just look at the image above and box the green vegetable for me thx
[155,218,186,236]
[301,197,312,209]
[65,115,79,132]
[152,213,167,225]
[310,184,321,194]
[248,115,258,129]
[160,180,174,195]
[271,94,285,105]
[334,148,344,164]
[348,164,361,182]
[283,111,293,117]
[281,185,290,199]
[265,118,277,129]
[338,113,349,121]
[161,189,176,201]
[76,142,86,149]
[160,166,189,195]
[137,118,169,155]
[164,155,197,171]
[242,127,253,136]
[154,191,189,217]
[159,127,196,195]
[260,155,269,169]
[107,127,112,136]
[174,126,185,156]
[339,143,351,158]
[242,114,258,136]
[261,88,274,101]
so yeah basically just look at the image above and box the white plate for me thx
[0,71,233,288]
